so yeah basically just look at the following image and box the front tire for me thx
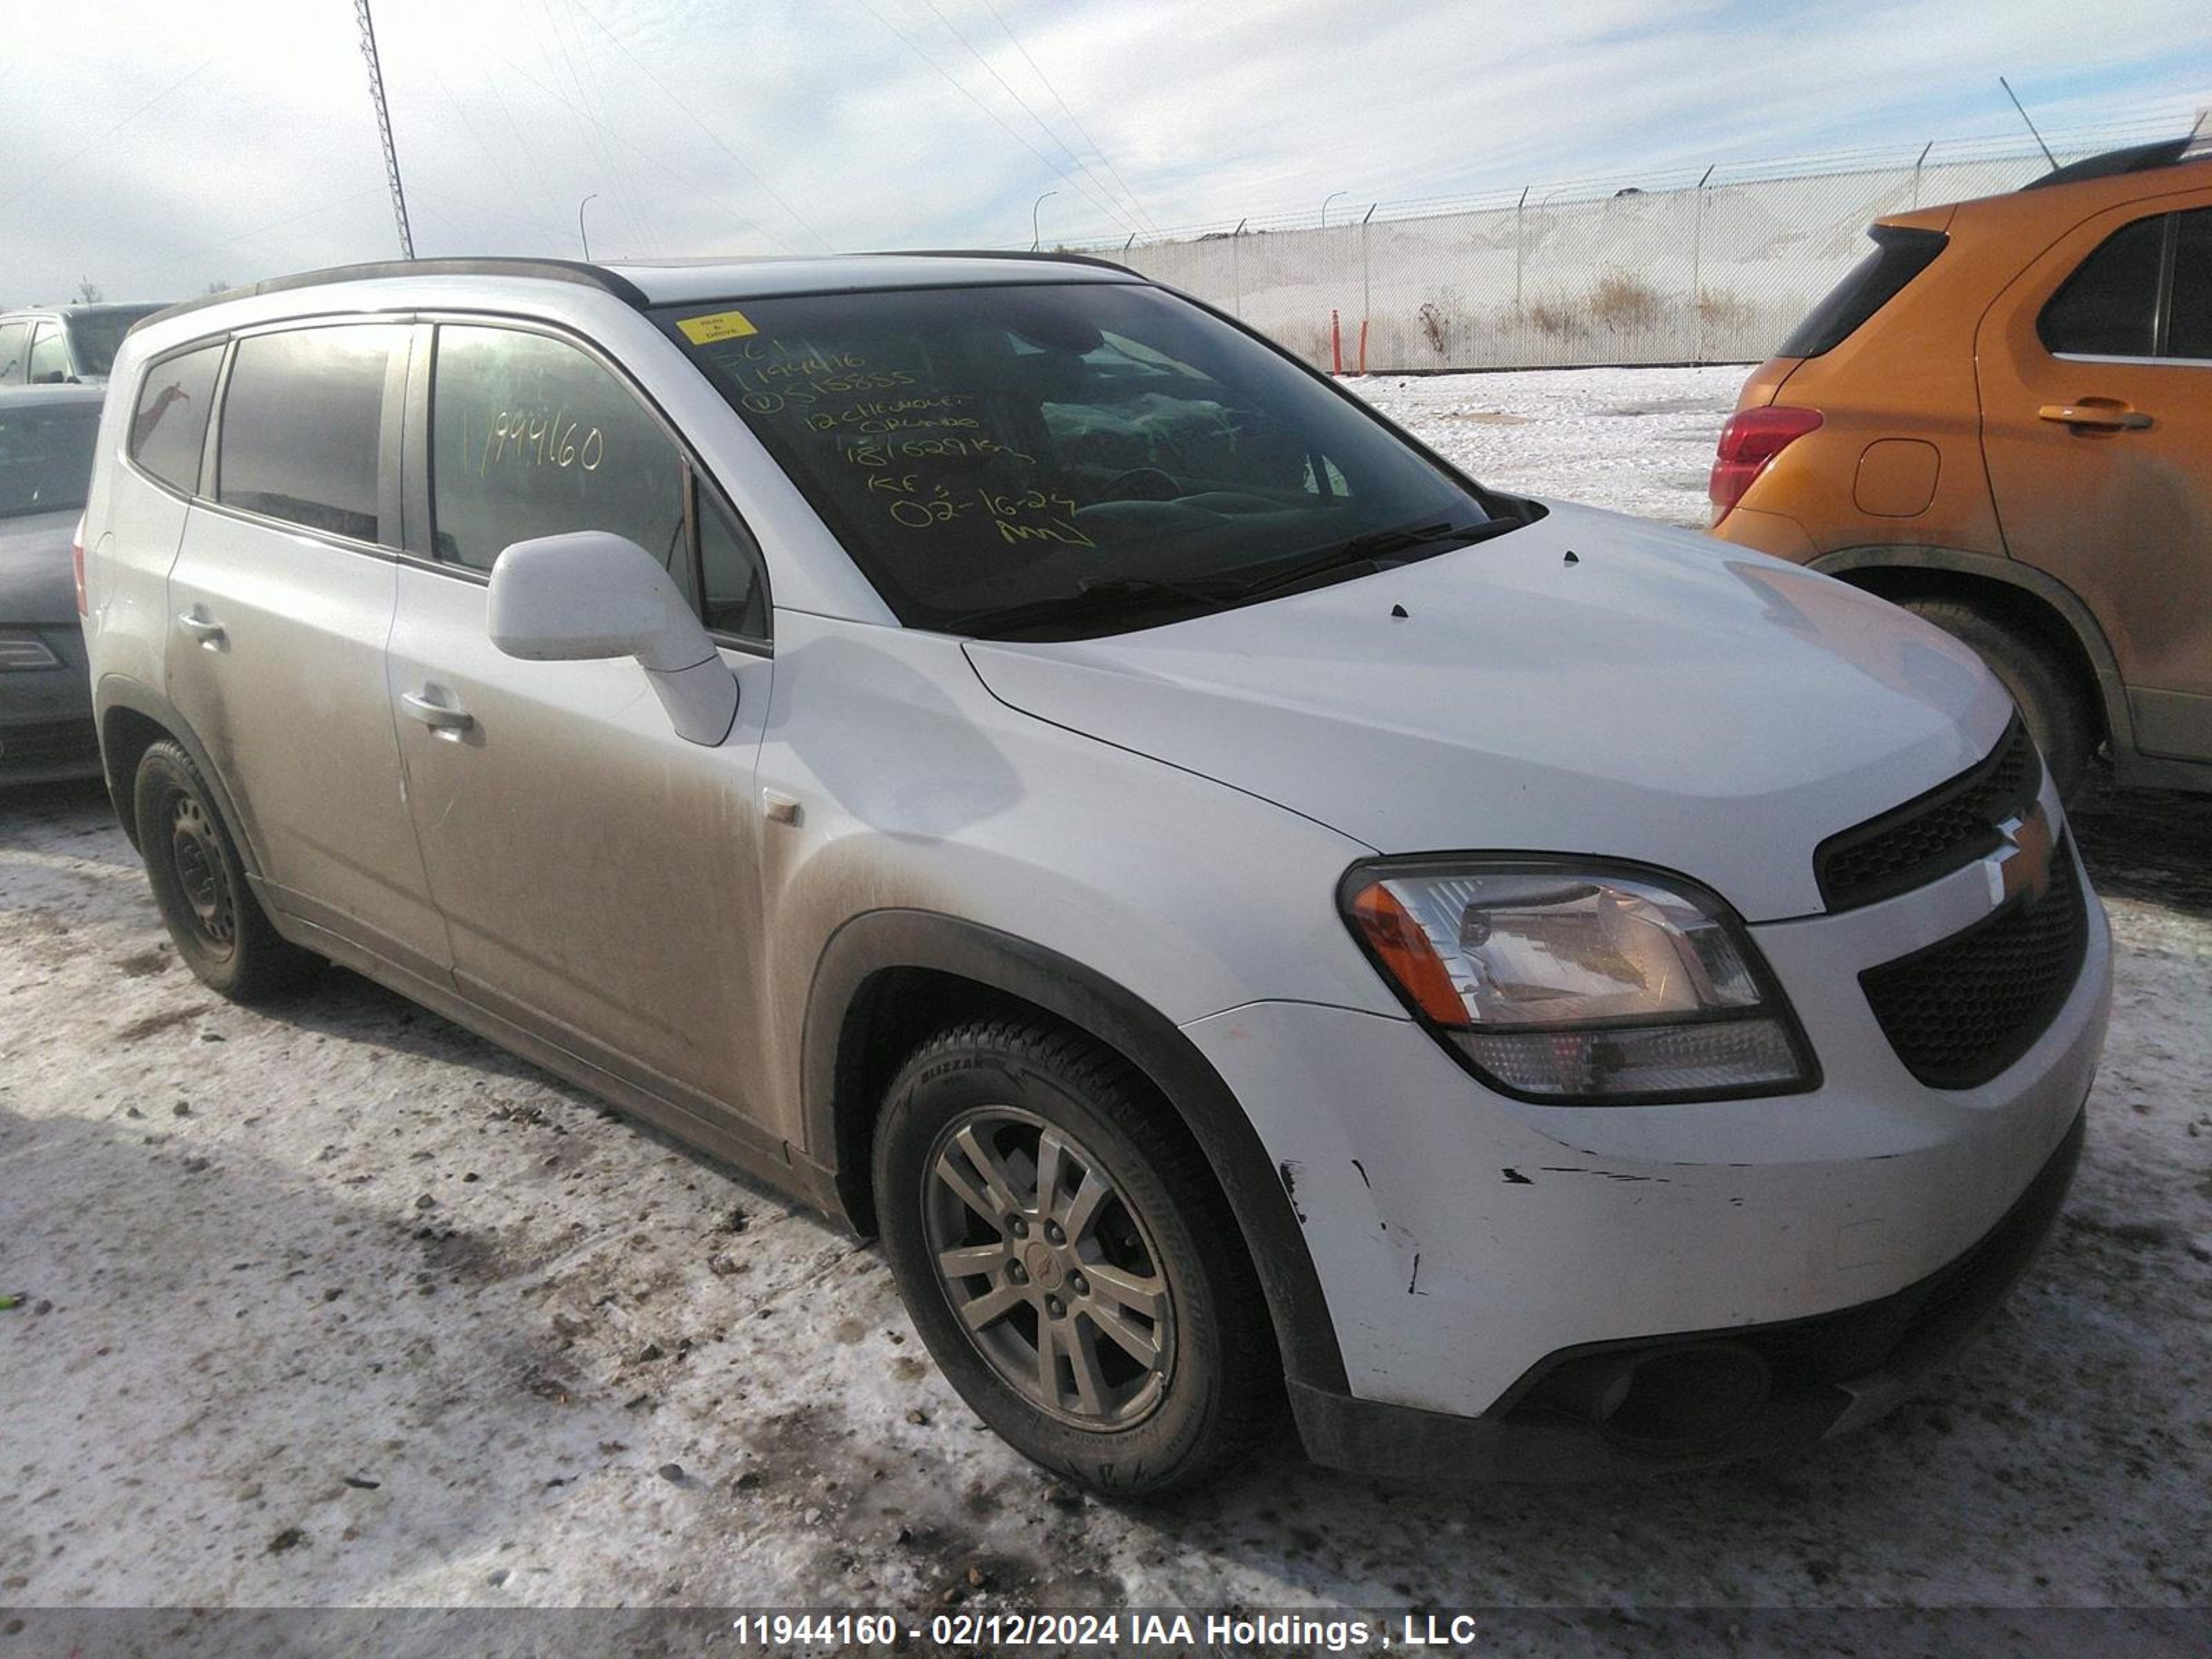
[874,1020,1277,1499]
[133,740,320,1002]
[1901,599,2097,801]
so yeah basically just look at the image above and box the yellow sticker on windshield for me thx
[677,309,758,344]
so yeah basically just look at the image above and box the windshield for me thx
[0,402,99,518]
[658,282,1508,637]
[64,307,165,377]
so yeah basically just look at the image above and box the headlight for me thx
[1341,859,1816,1103]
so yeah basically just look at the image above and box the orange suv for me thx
[1710,133,2211,800]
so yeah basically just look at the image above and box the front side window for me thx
[429,325,692,604]
[658,281,1499,638]
[218,326,402,542]
[0,402,100,518]
[0,322,30,386]
[26,324,70,384]
[130,344,224,495]
[2040,215,2166,357]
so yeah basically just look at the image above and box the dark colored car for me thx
[1,384,102,782]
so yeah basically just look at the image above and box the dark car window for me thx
[26,324,71,384]
[658,282,1495,637]
[2040,215,2166,357]
[0,322,29,386]
[129,344,225,496]
[1778,225,1947,359]
[429,324,689,604]
[0,403,100,518]
[64,307,165,378]
[2167,209,2211,360]
[218,326,402,543]
[697,485,769,639]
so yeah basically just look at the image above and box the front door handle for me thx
[400,689,474,735]
[176,609,226,650]
[2038,400,2153,430]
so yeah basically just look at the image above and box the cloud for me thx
[3,0,2206,304]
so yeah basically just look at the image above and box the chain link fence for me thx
[1072,119,2202,374]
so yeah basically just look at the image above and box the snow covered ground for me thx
[3,366,2207,1645]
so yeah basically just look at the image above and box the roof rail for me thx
[129,257,648,336]
[2021,132,2211,190]
[854,248,1140,276]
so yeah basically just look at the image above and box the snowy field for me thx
[3,366,2208,1647]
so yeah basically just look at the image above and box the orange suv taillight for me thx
[71,517,87,616]
[1709,406,1823,521]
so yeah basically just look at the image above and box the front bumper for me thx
[1,625,99,785]
[1287,1103,2083,1481]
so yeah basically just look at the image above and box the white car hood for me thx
[963,502,2014,922]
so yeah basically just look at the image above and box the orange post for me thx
[1330,309,1342,375]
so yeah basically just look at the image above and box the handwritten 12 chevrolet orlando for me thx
[78,254,2108,1496]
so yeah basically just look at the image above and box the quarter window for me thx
[218,326,402,542]
[697,487,769,639]
[129,344,224,496]
[429,325,687,596]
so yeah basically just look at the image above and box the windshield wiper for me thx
[941,575,1242,640]
[1226,517,1519,602]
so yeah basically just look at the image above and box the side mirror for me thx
[487,531,738,747]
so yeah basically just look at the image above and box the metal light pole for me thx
[1321,189,1347,228]
[579,193,599,260]
[1031,189,1058,252]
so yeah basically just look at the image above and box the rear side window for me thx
[0,321,28,385]
[129,344,224,494]
[2168,209,2211,360]
[428,324,688,589]
[1778,225,1947,358]
[218,326,401,543]
[2039,215,2166,357]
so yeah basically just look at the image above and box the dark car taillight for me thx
[71,517,87,616]
[1709,406,1823,521]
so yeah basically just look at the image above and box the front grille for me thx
[1815,718,2041,911]
[1859,835,2088,1089]
[0,718,100,771]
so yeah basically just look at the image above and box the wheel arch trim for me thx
[1810,544,2134,753]
[92,675,261,874]
[802,907,1351,1395]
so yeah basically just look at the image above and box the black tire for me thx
[133,740,320,1002]
[874,1019,1278,1499]
[1902,599,2097,802]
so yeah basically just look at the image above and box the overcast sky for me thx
[6,0,2209,305]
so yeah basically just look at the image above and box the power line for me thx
[489,48,795,253]
[566,0,836,253]
[915,0,1146,238]
[353,0,415,258]
[975,0,1160,238]
[0,60,212,217]
[847,0,1138,238]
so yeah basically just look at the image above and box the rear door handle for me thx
[176,609,226,649]
[400,689,474,735]
[2038,401,2153,430]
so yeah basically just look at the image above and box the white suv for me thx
[78,256,2110,1495]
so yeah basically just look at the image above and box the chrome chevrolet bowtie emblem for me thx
[1985,800,2056,910]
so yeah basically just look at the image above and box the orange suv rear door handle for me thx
[2038,401,2152,430]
